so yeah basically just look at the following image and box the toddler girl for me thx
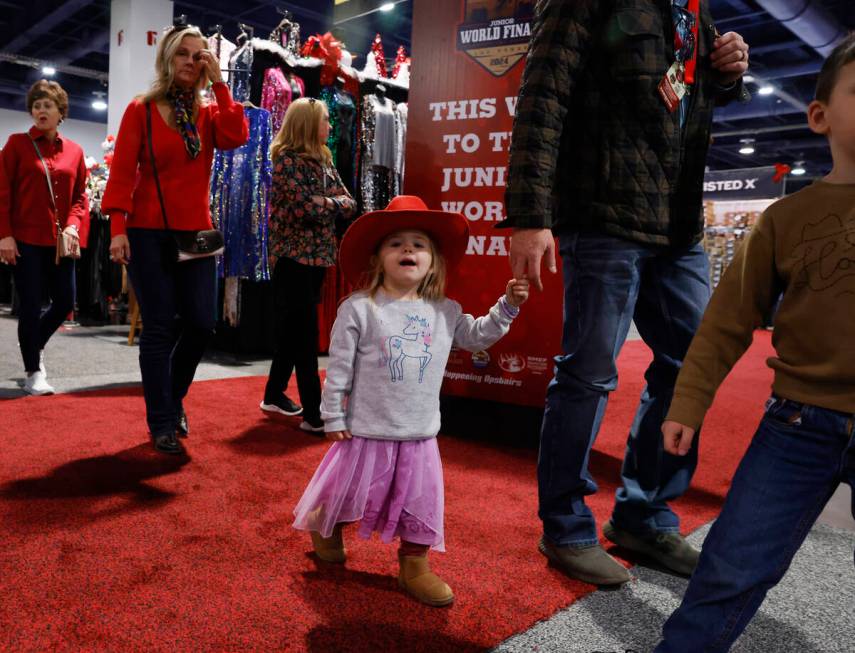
[293,195,529,606]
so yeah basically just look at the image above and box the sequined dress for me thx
[320,86,357,194]
[260,67,292,134]
[210,106,273,282]
[359,95,398,212]
[394,102,408,188]
[229,43,253,103]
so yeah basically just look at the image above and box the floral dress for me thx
[267,150,356,271]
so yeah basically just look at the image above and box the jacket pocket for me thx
[607,10,666,78]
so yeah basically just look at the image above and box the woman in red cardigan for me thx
[103,23,248,455]
[0,80,88,396]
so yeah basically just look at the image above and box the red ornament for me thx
[301,32,344,86]
[371,34,387,78]
[773,162,791,183]
[392,45,408,79]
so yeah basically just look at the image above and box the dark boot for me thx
[151,431,185,455]
[539,536,632,586]
[603,519,699,576]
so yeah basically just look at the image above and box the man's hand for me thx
[509,228,556,291]
[711,31,749,86]
[662,420,696,456]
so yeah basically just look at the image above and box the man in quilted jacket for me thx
[502,0,749,585]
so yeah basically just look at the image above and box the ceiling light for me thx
[743,74,755,83]
[379,2,395,11]
[758,85,775,96]
[739,138,755,155]
[791,161,806,176]
[41,65,56,76]
[91,91,107,111]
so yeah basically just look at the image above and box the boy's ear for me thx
[807,100,830,135]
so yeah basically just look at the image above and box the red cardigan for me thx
[0,126,89,247]
[103,82,249,238]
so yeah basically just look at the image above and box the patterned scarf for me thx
[166,86,201,159]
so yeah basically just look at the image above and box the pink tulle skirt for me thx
[292,436,445,551]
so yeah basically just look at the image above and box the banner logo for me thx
[457,0,533,77]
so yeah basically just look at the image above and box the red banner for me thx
[405,0,562,407]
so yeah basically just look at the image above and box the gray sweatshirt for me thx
[321,290,519,440]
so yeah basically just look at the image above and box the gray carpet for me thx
[493,523,855,653]
[0,307,289,397]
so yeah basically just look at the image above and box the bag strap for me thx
[146,102,170,230]
[28,134,59,232]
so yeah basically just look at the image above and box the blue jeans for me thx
[12,243,75,373]
[538,232,710,547]
[656,397,855,652]
[126,229,217,437]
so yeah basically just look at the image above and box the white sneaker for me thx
[24,370,55,396]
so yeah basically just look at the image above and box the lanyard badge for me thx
[661,0,700,113]
[658,61,687,113]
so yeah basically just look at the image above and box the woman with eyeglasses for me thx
[260,98,356,433]
[0,79,88,395]
[102,23,248,455]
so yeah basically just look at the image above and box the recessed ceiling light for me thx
[743,74,755,83]
[379,2,395,11]
[739,145,755,155]
[791,161,806,176]
[42,65,56,76]
[758,85,775,96]
[91,99,108,110]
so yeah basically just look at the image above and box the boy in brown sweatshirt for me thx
[655,34,855,653]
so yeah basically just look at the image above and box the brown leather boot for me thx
[310,524,346,563]
[398,553,454,607]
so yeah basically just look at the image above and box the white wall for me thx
[0,108,107,158]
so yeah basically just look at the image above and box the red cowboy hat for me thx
[338,195,470,285]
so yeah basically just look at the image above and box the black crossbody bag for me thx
[146,102,224,262]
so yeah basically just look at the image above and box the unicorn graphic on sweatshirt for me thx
[381,314,433,383]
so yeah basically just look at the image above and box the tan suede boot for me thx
[310,524,346,563]
[398,553,454,607]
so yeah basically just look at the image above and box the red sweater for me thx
[103,83,249,238]
[0,126,89,247]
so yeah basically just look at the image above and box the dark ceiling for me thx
[0,0,852,178]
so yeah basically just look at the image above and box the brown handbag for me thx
[28,134,79,264]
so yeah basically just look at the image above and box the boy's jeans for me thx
[656,397,855,652]
[539,232,711,547]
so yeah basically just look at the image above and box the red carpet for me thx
[0,333,774,652]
